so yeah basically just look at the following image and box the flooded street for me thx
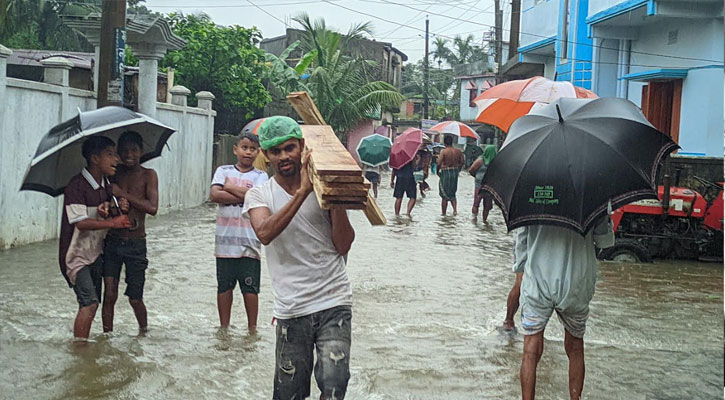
[1,173,722,399]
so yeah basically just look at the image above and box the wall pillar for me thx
[169,85,190,107]
[40,56,73,119]
[130,43,166,118]
[93,45,101,93]
[195,91,215,110]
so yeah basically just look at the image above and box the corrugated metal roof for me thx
[7,49,93,69]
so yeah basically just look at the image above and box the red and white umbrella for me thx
[429,121,479,139]
[473,76,597,132]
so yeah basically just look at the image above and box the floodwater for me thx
[1,174,722,399]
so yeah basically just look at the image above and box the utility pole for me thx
[509,0,521,62]
[494,0,502,73]
[97,0,126,108]
[423,16,430,120]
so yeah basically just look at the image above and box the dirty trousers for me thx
[274,305,352,400]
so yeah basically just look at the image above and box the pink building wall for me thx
[346,119,374,164]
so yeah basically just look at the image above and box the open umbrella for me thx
[241,117,266,135]
[482,97,678,235]
[356,134,392,167]
[21,106,175,196]
[429,121,479,139]
[474,76,597,132]
[390,127,424,170]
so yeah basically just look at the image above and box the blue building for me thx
[505,0,724,157]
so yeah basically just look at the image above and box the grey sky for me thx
[145,0,508,65]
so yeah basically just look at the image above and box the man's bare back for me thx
[438,147,464,169]
[111,166,159,238]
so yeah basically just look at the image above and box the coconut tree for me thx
[431,37,450,66]
[288,13,405,137]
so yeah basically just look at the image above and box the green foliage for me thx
[401,60,457,119]
[160,13,270,132]
[0,0,96,51]
[429,34,489,67]
[264,13,404,137]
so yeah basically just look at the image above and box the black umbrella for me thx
[21,106,175,196]
[482,97,678,235]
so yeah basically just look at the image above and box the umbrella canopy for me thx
[241,118,266,135]
[356,134,392,167]
[482,97,678,235]
[429,121,479,139]
[390,127,424,170]
[474,76,597,132]
[21,106,175,196]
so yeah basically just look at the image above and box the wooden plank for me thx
[322,195,369,202]
[318,185,369,197]
[363,192,387,225]
[323,201,367,210]
[319,175,364,183]
[287,91,326,124]
[287,91,387,224]
[301,125,361,176]
[323,181,371,190]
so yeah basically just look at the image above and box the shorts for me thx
[474,186,493,210]
[393,176,417,199]
[216,257,261,294]
[72,257,103,307]
[364,171,380,184]
[520,302,590,338]
[103,236,149,300]
[274,306,352,400]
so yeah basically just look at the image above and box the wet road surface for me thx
[1,174,722,399]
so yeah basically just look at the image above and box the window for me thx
[640,80,683,143]
[465,80,478,107]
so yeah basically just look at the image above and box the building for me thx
[506,0,724,159]
[260,28,408,90]
[587,0,724,157]
[454,62,496,122]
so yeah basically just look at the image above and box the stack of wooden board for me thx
[287,91,387,225]
[301,125,370,210]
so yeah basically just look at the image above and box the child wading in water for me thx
[210,132,269,332]
[102,131,159,333]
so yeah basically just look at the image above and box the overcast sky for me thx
[145,0,511,65]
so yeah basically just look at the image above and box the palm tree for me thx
[431,37,450,66]
[290,13,405,137]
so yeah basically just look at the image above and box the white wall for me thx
[520,0,560,49]
[0,74,215,249]
[678,68,724,156]
[594,38,619,97]
[626,18,724,157]
[588,0,632,18]
[459,77,493,122]
[628,18,724,71]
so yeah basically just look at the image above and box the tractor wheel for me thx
[600,239,653,263]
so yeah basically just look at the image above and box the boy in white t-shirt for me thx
[210,132,268,332]
[243,116,355,400]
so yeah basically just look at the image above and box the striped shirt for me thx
[211,165,268,258]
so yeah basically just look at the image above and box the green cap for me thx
[257,116,303,150]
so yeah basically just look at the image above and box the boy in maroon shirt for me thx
[59,136,131,340]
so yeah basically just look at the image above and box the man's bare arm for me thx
[76,215,132,230]
[468,158,483,175]
[330,209,355,255]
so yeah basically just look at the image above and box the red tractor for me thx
[599,175,723,263]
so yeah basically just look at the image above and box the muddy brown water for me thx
[1,174,722,399]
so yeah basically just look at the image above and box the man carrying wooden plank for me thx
[242,116,356,400]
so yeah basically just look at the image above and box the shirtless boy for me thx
[102,131,159,333]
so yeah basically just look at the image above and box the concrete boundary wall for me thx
[0,52,215,249]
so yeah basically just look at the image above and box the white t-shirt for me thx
[211,165,268,258]
[242,178,352,319]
